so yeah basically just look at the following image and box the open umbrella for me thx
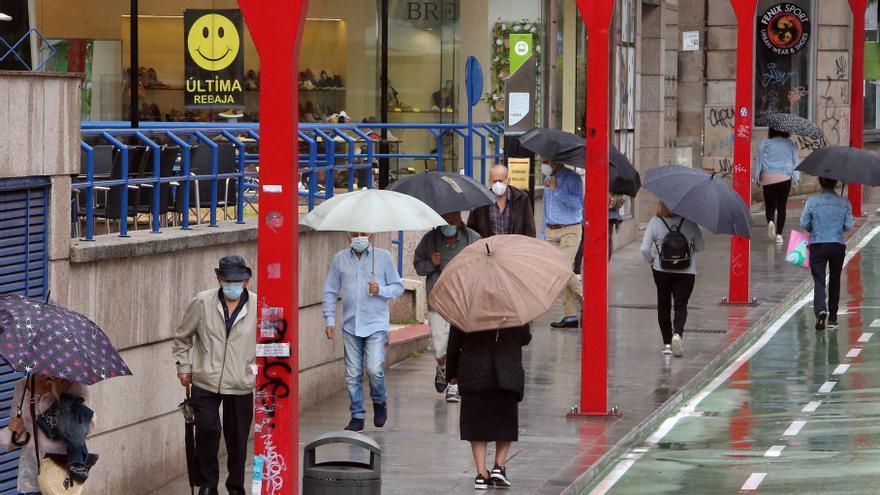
[300,188,447,233]
[0,295,132,384]
[387,171,495,214]
[643,165,753,237]
[427,235,574,332]
[519,128,640,196]
[796,146,880,186]
[756,113,824,140]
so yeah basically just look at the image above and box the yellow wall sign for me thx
[184,9,244,108]
[507,158,530,189]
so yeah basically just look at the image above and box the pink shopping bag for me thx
[785,230,810,268]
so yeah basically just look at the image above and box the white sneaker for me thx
[767,221,776,241]
[445,383,461,403]
[776,234,784,245]
[671,334,684,357]
[662,344,672,356]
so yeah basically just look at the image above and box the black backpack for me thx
[655,217,692,270]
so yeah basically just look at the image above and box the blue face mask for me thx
[350,236,370,253]
[440,225,458,237]
[222,282,244,300]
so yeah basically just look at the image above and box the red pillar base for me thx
[720,297,760,307]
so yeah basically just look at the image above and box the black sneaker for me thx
[435,365,447,393]
[816,311,827,331]
[827,317,839,329]
[490,465,511,488]
[474,474,489,490]
[550,316,579,328]
[373,402,387,428]
[344,417,365,433]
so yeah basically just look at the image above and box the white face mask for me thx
[491,181,508,197]
[541,164,554,177]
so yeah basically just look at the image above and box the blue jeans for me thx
[343,331,387,419]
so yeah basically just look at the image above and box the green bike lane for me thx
[587,226,880,495]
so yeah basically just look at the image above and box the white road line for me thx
[818,381,837,394]
[783,420,807,436]
[859,332,874,343]
[870,318,880,328]
[587,226,880,495]
[847,348,863,358]
[764,445,785,457]
[833,364,851,375]
[802,400,822,413]
[742,473,767,491]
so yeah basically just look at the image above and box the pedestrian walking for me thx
[467,164,536,238]
[541,160,584,328]
[800,178,854,331]
[1,375,95,495]
[446,323,531,490]
[754,127,800,244]
[172,255,256,495]
[414,212,481,402]
[323,233,404,432]
[640,202,705,357]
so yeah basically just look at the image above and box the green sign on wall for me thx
[509,33,533,74]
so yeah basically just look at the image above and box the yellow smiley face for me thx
[187,13,240,71]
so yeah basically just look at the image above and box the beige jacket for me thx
[172,288,257,395]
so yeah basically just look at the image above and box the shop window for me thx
[613,0,636,218]
[864,0,880,131]
[754,0,814,120]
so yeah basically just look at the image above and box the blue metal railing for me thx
[76,121,505,273]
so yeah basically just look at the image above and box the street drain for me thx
[688,328,728,334]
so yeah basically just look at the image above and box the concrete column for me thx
[636,2,666,224]
[677,0,708,168]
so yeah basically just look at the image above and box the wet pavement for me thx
[588,225,880,494]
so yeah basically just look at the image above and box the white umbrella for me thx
[300,188,446,233]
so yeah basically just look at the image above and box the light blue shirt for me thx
[543,166,583,233]
[800,189,853,245]
[323,247,405,337]
[754,137,800,183]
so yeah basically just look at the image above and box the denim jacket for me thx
[800,189,853,245]
[754,137,800,184]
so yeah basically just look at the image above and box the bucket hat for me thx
[214,256,252,281]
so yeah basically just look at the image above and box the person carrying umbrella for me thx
[754,127,801,245]
[172,256,257,495]
[800,177,853,331]
[467,164,536,238]
[323,233,405,432]
[540,159,584,329]
[414,211,481,402]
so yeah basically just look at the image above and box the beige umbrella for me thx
[427,234,574,332]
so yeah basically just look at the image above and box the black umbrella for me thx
[387,171,495,214]
[796,146,880,186]
[179,385,203,495]
[756,113,824,140]
[0,295,132,384]
[519,128,641,196]
[644,165,753,237]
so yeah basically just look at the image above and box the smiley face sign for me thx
[187,13,240,71]
[184,9,244,108]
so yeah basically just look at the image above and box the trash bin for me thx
[302,430,381,495]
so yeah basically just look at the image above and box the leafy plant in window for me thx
[487,20,542,123]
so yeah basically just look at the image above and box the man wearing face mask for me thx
[172,255,256,495]
[414,211,481,402]
[541,159,584,329]
[467,164,536,238]
[323,232,405,433]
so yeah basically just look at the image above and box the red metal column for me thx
[727,0,757,305]
[574,0,614,416]
[849,0,867,217]
[238,2,308,494]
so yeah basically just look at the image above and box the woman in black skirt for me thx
[446,323,531,490]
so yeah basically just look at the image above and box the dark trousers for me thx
[809,243,846,318]
[762,180,792,235]
[652,270,696,345]
[190,385,254,494]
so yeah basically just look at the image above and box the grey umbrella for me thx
[756,113,824,140]
[644,165,753,237]
[387,171,495,214]
[796,146,880,186]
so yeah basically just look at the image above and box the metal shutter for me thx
[0,178,49,493]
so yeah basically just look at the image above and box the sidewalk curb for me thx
[561,216,880,495]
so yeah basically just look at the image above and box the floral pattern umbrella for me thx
[0,295,132,384]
